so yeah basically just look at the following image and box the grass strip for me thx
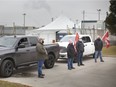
[0,80,31,87]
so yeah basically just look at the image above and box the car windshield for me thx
[0,36,17,47]
[60,36,75,42]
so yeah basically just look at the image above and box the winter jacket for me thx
[67,43,75,58]
[94,38,103,51]
[36,42,48,60]
[76,41,84,52]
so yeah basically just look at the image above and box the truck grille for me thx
[60,46,67,53]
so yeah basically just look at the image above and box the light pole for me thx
[23,13,26,28]
[83,10,85,29]
[83,10,85,21]
[97,9,101,20]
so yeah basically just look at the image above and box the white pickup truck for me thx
[57,34,95,61]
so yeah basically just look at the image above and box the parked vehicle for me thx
[0,35,60,77]
[57,34,95,61]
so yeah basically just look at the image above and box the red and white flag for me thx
[74,33,79,46]
[102,31,110,48]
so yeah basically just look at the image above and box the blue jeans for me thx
[38,59,44,76]
[77,52,83,65]
[67,58,73,69]
[95,51,103,62]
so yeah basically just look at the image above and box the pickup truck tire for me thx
[0,60,13,77]
[44,54,55,69]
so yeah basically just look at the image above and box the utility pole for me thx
[83,10,85,21]
[23,13,26,28]
[51,17,54,22]
[97,9,101,20]
[83,10,85,28]
[82,10,85,33]
[13,22,16,36]
[105,12,109,31]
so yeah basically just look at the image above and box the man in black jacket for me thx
[94,36,104,62]
[67,40,75,70]
[76,38,84,66]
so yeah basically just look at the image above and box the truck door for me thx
[15,37,32,65]
[28,37,38,62]
[82,36,94,55]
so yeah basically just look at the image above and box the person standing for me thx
[67,40,75,70]
[36,38,48,78]
[76,38,84,66]
[94,36,104,62]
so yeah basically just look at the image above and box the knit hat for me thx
[69,39,73,44]
[38,38,44,42]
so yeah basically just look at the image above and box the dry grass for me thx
[102,46,116,56]
[0,80,31,87]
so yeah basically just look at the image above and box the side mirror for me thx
[18,44,25,48]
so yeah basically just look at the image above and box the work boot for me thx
[68,68,72,70]
[38,75,44,78]
[42,74,45,76]
[71,67,75,69]
[80,64,84,66]
[101,60,104,62]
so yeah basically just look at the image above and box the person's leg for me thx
[80,52,84,65]
[99,51,104,62]
[38,60,42,76]
[95,51,98,62]
[41,60,45,76]
[71,58,75,69]
[77,52,81,66]
[67,58,71,70]
[38,59,44,78]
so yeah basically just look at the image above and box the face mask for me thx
[42,40,44,44]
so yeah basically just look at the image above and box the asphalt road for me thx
[0,57,116,87]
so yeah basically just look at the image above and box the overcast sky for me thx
[0,0,110,27]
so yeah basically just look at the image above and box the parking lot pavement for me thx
[0,57,116,87]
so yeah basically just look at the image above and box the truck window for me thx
[82,37,91,43]
[18,38,29,47]
[29,37,38,46]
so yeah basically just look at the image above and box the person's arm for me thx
[36,44,46,54]
[76,42,79,52]
[101,41,103,49]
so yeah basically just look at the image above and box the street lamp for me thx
[97,9,101,20]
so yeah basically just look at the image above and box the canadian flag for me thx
[74,33,79,52]
[102,31,110,48]
[74,33,79,46]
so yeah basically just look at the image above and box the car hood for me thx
[57,42,69,48]
[0,47,15,55]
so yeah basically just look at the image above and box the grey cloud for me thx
[24,0,51,12]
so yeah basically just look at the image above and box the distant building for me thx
[0,25,35,36]
[77,20,105,29]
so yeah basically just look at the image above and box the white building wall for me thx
[39,31,56,44]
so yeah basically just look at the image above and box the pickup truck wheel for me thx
[0,60,13,77]
[44,54,55,69]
